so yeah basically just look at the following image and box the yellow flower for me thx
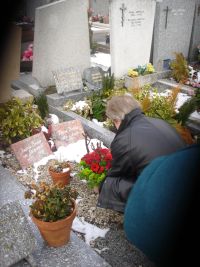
[146,63,155,73]
[128,69,139,77]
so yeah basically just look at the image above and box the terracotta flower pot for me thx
[31,201,76,247]
[49,167,71,186]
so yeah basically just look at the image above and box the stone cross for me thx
[120,3,127,27]
[163,6,172,29]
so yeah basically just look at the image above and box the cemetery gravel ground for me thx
[0,145,155,267]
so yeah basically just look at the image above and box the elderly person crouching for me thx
[97,94,186,213]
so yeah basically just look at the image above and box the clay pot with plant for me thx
[49,160,72,186]
[24,182,78,247]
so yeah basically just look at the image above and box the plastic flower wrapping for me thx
[79,147,112,188]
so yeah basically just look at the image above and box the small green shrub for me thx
[133,85,179,124]
[0,97,43,144]
[170,52,189,83]
[175,88,200,126]
[89,92,106,121]
[34,93,49,119]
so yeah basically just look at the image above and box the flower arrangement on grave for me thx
[22,43,33,61]
[78,144,112,189]
[63,99,92,119]
[128,63,155,78]
[24,182,78,247]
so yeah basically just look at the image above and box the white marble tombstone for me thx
[109,0,156,78]
[33,0,90,87]
[153,0,196,70]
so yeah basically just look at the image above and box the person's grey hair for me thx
[106,94,141,120]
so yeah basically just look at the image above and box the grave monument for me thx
[109,0,156,78]
[33,0,90,87]
[153,0,196,70]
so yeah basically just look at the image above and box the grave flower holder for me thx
[49,160,71,186]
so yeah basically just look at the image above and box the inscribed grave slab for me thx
[53,67,83,95]
[51,119,85,148]
[83,67,104,90]
[11,132,52,169]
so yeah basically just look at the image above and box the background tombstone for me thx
[51,119,85,148]
[188,0,200,62]
[153,0,196,71]
[0,201,37,267]
[53,67,83,95]
[83,66,104,90]
[33,0,90,87]
[11,132,52,169]
[109,0,156,78]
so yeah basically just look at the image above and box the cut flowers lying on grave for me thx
[78,146,112,188]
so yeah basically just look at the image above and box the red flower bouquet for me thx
[79,147,112,188]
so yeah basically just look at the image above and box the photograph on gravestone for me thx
[0,201,37,267]
[51,119,85,148]
[52,67,83,95]
[11,132,52,169]
[83,66,104,90]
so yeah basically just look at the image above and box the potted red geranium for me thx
[78,146,112,193]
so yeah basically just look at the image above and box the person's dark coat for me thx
[97,108,186,212]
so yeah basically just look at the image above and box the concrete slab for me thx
[11,89,34,103]
[47,91,92,107]
[11,73,45,97]
[0,166,111,267]
[0,201,37,267]
[153,78,195,94]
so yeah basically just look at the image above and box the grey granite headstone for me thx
[53,67,83,95]
[0,201,37,267]
[153,0,196,71]
[188,0,200,62]
[83,67,104,90]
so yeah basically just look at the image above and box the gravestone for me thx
[51,119,85,148]
[109,0,156,78]
[33,0,90,87]
[83,66,104,90]
[0,201,37,267]
[53,67,83,95]
[188,0,200,62]
[11,132,52,169]
[153,0,196,70]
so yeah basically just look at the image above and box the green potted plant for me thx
[24,182,78,247]
[49,160,72,186]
